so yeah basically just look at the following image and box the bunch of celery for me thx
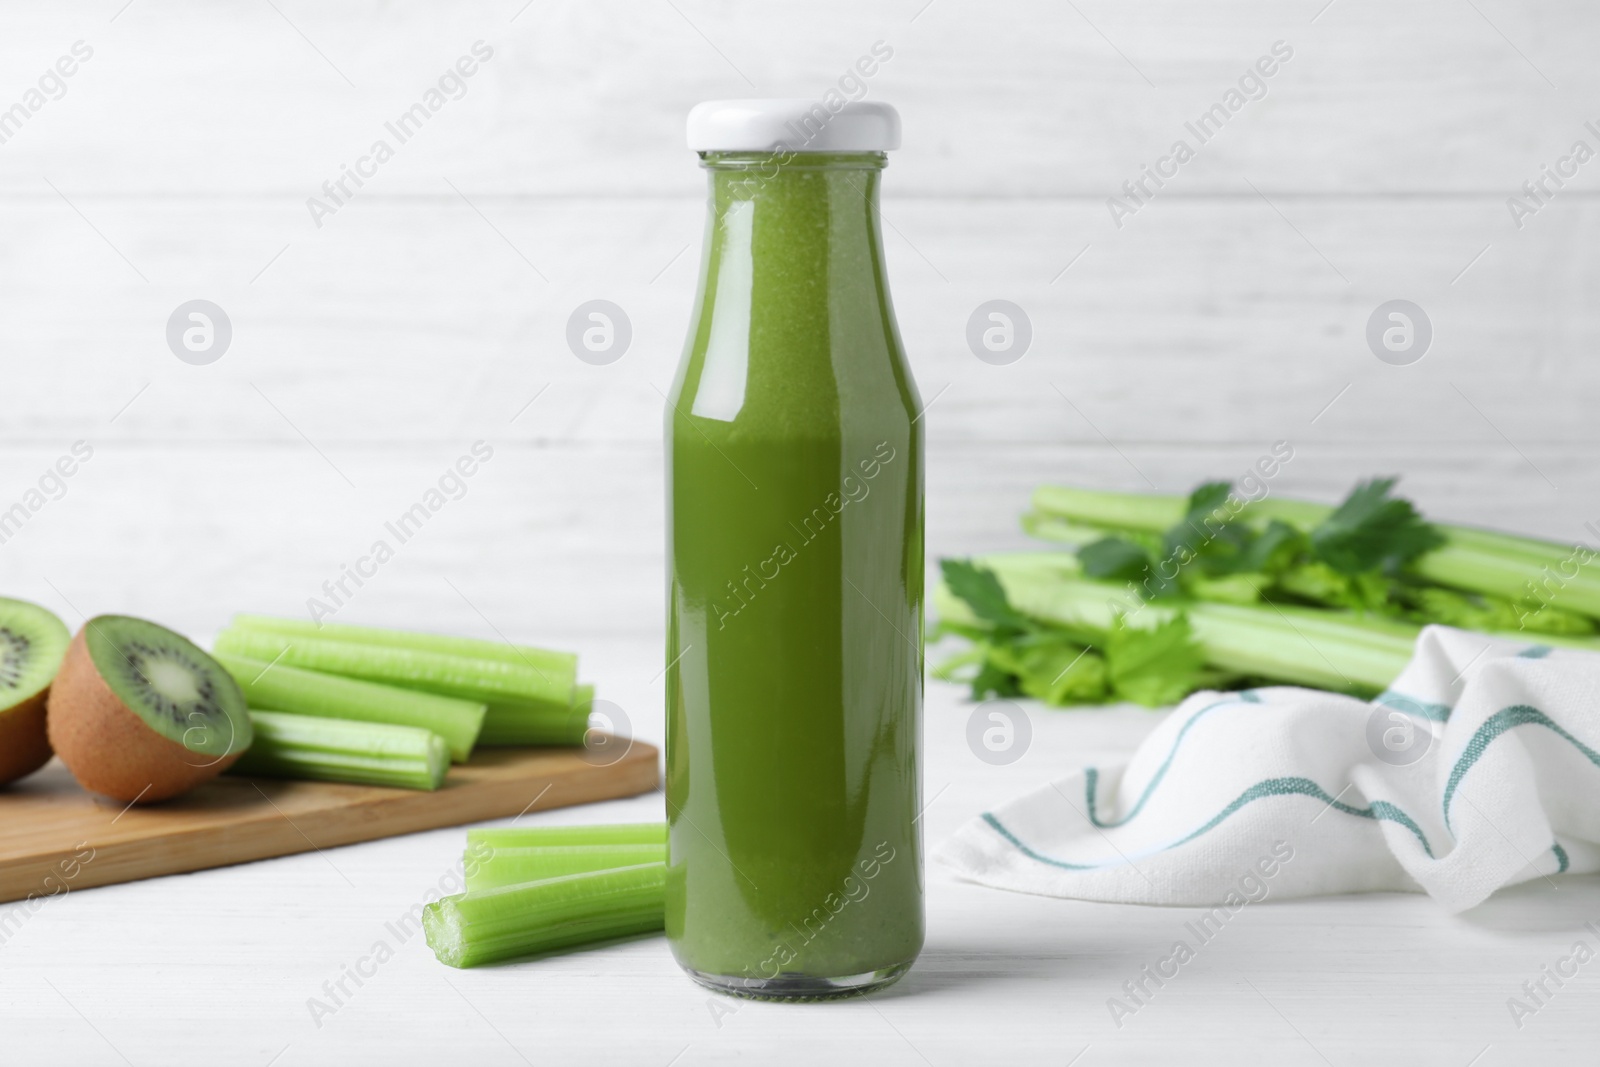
[937,478,1600,707]
[425,823,667,967]
[215,615,594,790]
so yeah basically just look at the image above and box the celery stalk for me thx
[1030,486,1188,532]
[229,711,449,790]
[215,653,485,761]
[1185,604,1412,692]
[477,684,591,747]
[946,559,1416,694]
[1030,484,1600,619]
[1019,511,1112,545]
[228,614,578,685]
[213,628,571,713]
[466,844,667,891]
[423,864,666,968]
[468,823,667,850]
[1409,543,1600,615]
[1029,486,1336,533]
[980,551,1418,646]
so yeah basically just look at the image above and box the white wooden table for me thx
[4,645,1596,1066]
[3,0,1599,1061]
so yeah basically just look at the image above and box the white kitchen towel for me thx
[937,626,1600,912]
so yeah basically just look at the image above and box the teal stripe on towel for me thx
[987,775,1435,872]
[1373,690,1453,722]
[1084,695,1254,829]
[1443,705,1600,830]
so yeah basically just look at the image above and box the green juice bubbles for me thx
[665,100,924,999]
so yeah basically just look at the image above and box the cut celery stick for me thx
[466,844,667,891]
[477,683,591,747]
[214,652,485,762]
[228,614,578,683]
[424,863,666,968]
[213,628,571,712]
[467,822,667,850]
[229,711,449,791]
[476,705,585,746]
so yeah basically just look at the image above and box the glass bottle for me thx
[664,100,924,999]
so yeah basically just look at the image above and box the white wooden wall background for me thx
[2,0,1597,644]
[2,2,1599,1064]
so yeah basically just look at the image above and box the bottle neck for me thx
[694,150,891,322]
[700,150,886,228]
[678,151,905,426]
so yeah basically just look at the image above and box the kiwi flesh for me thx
[47,615,253,803]
[0,598,71,785]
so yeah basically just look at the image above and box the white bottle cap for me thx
[687,99,901,153]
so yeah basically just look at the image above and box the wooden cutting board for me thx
[0,737,659,905]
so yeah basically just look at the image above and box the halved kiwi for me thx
[47,615,253,803]
[0,598,71,786]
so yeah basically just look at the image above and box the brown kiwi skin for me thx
[0,689,53,786]
[47,628,241,804]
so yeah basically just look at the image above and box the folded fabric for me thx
[937,626,1600,913]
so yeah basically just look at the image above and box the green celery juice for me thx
[665,101,924,999]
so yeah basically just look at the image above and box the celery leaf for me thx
[1078,537,1155,581]
[1104,614,1208,707]
[940,559,1032,631]
[1310,477,1445,575]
